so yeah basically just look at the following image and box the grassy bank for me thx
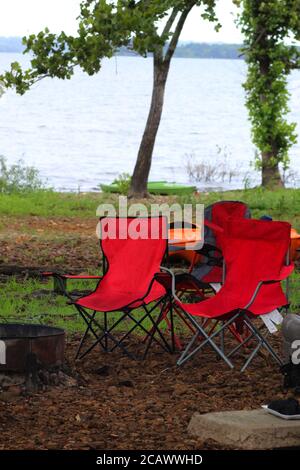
[1,187,300,227]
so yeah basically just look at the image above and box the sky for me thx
[0,0,244,43]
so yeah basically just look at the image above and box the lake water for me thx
[0,53,300,191]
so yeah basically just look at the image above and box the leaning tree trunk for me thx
[129,56,170,198]
[128,7,192,198]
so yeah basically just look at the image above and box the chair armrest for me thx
[159,267,181,303]
[125,270,170,308]
[42,272,102,300]
[61,275,103,280]
[243,263,294,310]
[42,272,102,280]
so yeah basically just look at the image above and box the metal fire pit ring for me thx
[0,323,65,372]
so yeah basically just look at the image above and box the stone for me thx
[188,409,300,449]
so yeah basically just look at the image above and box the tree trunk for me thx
[258,38,284,188]
[259,72,284,188]
[261,150,284,188]
[129,56,170,198]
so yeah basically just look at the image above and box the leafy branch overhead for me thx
[0,0,220,95]
[236,0,300,186]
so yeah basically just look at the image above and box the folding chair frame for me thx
[167,269,290,370]
[74,294,173,360]
[142,270,212,352]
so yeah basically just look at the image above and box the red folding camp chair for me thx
[156,202,251,350]
[171,201,251,349]
[170,218,293,370]
[71,216,173,360]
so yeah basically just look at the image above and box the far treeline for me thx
[121,42,243,59]
[0,36,243,59]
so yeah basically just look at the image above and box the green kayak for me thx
[101,181,197,196]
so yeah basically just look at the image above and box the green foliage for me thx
[0,1,219,94]
[0,156,45,193]
[237,0,300,178]
[100,172,132,194]
[111,172,132,194]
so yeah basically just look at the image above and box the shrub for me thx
[0,156,45,193]
[101,172,132,195]
[185,152,238,184]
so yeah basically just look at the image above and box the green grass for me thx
[0,190,102,218]
[288,271,300,313]
[0,277,168,334]
[1,274,300,335]
[0,278,85,333]
[1,188,300,227]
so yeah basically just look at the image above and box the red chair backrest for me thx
[205,200,251,247]
[196,201,250,283]
[99,217,167,296]
[222,218,291,313]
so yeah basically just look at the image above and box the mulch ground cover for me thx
[0,335,292,450]
[0,216,100,274]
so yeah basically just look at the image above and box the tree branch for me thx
[152,7,179,63]
[164,4,194,63]
[29,62,79,88]
[161,8,179,39]
[240,27,267,58]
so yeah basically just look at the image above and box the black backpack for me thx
[281,362,300,392]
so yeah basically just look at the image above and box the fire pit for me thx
[0,323,65,372]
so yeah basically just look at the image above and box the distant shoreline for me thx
[0,37,243,59]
